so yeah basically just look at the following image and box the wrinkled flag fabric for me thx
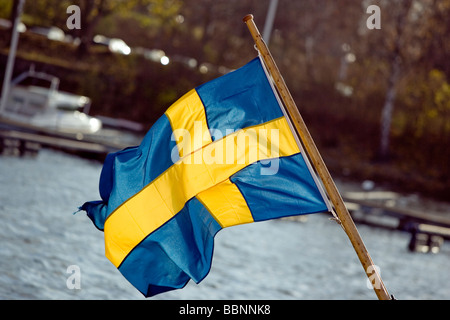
[80,57,329,297]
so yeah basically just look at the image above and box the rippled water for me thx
[1,150,449,300]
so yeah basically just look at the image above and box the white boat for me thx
[0,66,102,134]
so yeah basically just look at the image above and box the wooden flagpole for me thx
[243,14,392,300]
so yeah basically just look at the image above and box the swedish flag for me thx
[80,57,329,297]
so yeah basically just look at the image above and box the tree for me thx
[378,0,413,160]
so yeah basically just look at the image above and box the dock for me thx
[0,129,108,157]
[345,196,450,253]
[0,116,142,160]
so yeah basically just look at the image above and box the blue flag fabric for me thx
[80,57,329,297]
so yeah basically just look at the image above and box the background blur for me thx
[1,0,449,200]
